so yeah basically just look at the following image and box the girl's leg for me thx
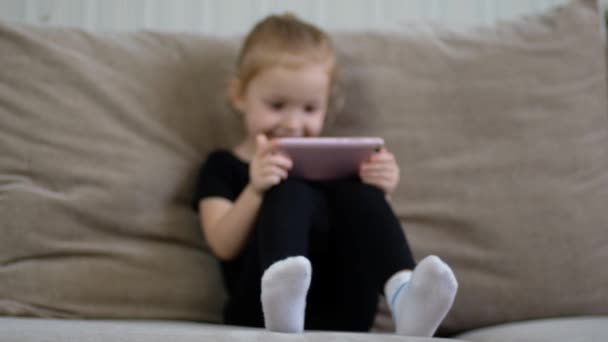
[223,179,325,331]
[325,179,416,331]
[327,180,457,336]
[256,179,324,269]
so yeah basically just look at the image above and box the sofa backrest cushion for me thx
[0,26,240,321]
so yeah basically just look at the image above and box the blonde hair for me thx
[235,13,337,94]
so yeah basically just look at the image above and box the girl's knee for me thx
[265,178,315,199]
[333,179,385,199]
[261,179,323,213]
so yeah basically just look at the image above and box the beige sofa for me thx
[1,0,608,341]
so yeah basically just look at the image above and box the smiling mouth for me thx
[267,132,305,138]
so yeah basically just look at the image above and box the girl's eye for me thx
[304,105,317,113]
[269,102,284,110]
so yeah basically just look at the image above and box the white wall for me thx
[0,0,606,34]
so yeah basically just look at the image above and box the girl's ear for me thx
[229,78,246,113]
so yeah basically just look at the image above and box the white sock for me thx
[261,256,312,333]
[384,255,458,337]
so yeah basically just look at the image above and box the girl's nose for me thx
[281,112,301,131]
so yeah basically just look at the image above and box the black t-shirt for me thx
[192,148,330,296]
[192,149,249,210]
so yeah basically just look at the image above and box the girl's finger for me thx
[361,173,392,186]
[361,165,397,176]
[361,170,395,187]
[264,154,293,170]
[361,163,390,171]
[363,157,396,169]
[262,165,288,179]
[255,134,278,157]
[262,174,282,187]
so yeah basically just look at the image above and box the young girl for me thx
[193,14,458,336]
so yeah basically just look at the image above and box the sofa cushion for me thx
[326,0,608,335]
[0,24,241,321]
[456,316,608,342]
[0,317,466,342]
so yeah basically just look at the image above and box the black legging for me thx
[221,178,416,331]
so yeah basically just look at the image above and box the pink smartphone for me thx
[274,137,385,181]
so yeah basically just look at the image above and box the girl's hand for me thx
[359,147,400,195]
[249,134,293,194]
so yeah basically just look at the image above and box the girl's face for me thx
[231,63,330,141]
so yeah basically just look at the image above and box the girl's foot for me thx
[384,255,458,337]
[261,256,312,333]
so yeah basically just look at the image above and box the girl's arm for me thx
[199,184,262,261]
[200,134,293,261]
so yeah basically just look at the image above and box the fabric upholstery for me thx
[1,0,607,336]
[0,318,463,342]
[457,317,608,342]
[0,25,239,321]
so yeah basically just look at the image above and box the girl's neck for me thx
[233,139,256,162]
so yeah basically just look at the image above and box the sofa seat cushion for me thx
[0,317,466,342]
[456,316,608,342]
